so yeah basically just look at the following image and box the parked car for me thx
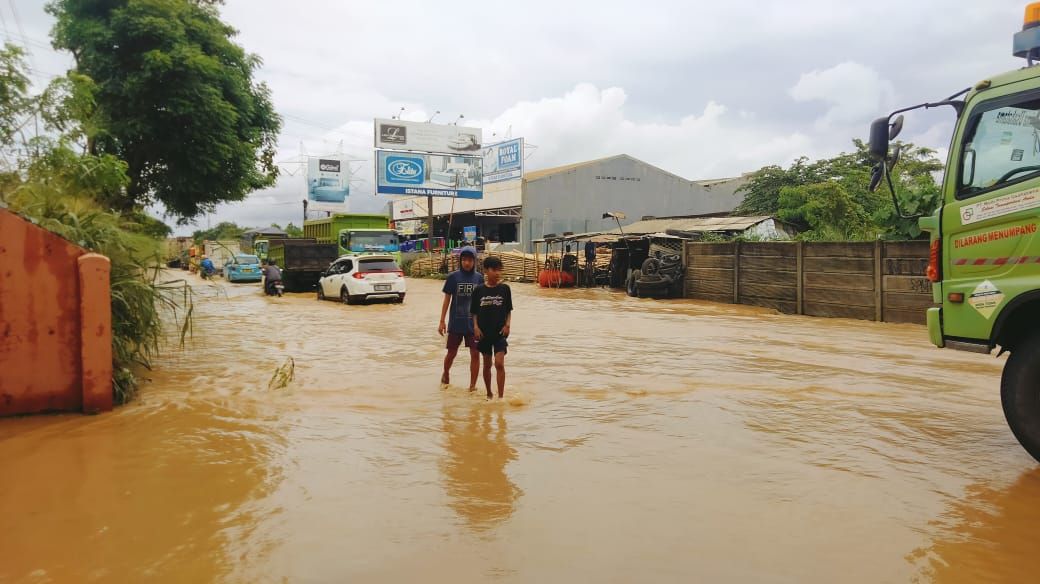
[317,254,406,305]
[223,254,263,282]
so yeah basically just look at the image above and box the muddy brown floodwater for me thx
[2,275,1038,583]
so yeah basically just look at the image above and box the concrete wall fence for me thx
[0,209,113,416]
[683,240,933,324]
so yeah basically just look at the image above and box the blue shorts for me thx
[478,335,508,356]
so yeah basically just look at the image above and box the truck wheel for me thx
[626,270,641,297]
[1001,333,1040,463]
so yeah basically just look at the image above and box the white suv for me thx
[317,255,406,305]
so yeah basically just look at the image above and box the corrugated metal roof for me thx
[619,216,772,235]
[522,156,621,182]
[532,216,775,243]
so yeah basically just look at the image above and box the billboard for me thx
[374,118,483,154]
[306,156,349,203]
[394,219,423,236]
[482,138,523,184]
[376,150,483,199]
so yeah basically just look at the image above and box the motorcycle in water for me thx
[265,278,285,297]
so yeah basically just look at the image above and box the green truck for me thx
[868,3,1040,462]
[303,213,401,262]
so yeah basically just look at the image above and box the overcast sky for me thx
[3,0,1029,234]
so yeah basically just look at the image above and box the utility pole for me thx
[427,195,434,265]
[302,199,308,226]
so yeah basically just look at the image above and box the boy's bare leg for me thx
[468,346,480,390]
[442,345,459,385]
[482,353,493,398]
[494,352,506,398]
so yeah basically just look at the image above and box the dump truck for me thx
[303,213,401,262]
[868,2,1040,462]
[266,238,338,293]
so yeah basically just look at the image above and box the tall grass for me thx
[5,183,192,403]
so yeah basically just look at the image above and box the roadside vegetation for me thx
[0,0,281,402]
[735,140,943,241]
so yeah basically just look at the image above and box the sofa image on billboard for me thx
[309,178,349,203]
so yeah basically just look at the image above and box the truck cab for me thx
[337,229,401,262]
[869,3,1040,462]
[253,239,269,262]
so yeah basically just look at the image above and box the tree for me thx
[284,222,303,237]
[47,0,282,219]
[735,140,945,240]
[777,182,870,240]
[0,44,30,152]
[192,221,244,243]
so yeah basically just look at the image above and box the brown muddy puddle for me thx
[1,275,1037,583]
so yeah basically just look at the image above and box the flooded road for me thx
[1,275,1037,583]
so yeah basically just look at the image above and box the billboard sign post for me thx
[374,118,483,154]
[482,138,524,184]
[376,150,483,199]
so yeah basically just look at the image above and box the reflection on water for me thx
[0,275,1034,582]
[0,399,286,583]
[441,401,521,531]
[910,469,1040,583]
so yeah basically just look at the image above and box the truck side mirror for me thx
[888,115,904,140]
[868,117,891,161]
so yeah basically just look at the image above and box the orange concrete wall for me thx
[0,209,113,415]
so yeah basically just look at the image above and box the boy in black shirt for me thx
[470,256,513,399]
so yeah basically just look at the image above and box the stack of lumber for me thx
[409,251,538,282]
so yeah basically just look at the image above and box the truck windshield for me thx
[341,231,400,252]
[359,259,400,272]
[961,95,1040,196]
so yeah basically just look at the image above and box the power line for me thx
[7,0,37,74]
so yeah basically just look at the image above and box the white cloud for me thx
[789,62,895,129]
[473,83,813,180]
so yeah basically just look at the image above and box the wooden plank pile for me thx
[408,251,539,282]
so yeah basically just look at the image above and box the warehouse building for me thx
[389,154,748,251]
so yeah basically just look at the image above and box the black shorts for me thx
[478,335,508,356]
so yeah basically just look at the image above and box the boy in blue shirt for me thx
[438,247,483,390]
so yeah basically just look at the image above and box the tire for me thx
[1001,333,1040,463]
[626,270,641,297]
[669,279,684,298]
[395,294,405,304]
[317,285,325,301]
[641,257,660,275]
[341,287,353,305]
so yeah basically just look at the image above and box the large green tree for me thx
[735,140,944,239]
[47,0,281,219]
